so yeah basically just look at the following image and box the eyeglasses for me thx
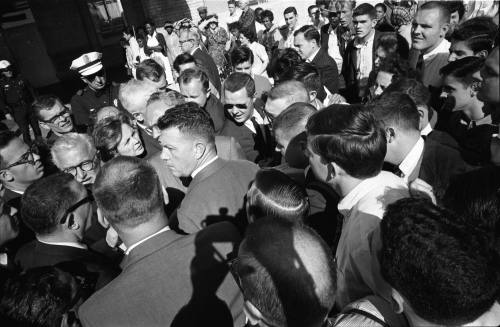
[62,155,97,177]
[42,107,71,124]
[223,103,248,111]
[2,144,39,170]
[85,69,105,81]
[60,194,94,225]
[179,39,194,45]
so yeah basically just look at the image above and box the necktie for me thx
[416,52,425,78]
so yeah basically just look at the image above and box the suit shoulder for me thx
[225,158,259,171]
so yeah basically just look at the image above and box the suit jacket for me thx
[192,48,222,95]
[79,222,244,327]
[15,240,120,289]
[138,125,161,160]
[238,8,256,36]
[176,158,258,233]
[310,47,339,95]
[205,95,226,134]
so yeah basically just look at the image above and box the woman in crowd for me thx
[239,27,269,77]
[205,15,229,76]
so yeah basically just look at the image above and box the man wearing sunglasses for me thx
[15,173,119,289]
[70,52,119,128]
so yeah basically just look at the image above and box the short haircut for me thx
[0,130,21,169]
[261,9,274,22]
[269,48,302,82]
[307,105,386,178]
[156,102,215,144]
[375,3,387,12]
[283,6,297,16]
[308,5,318,14]
[353,3,376,19]
[377,33,410,60]
[179,67,209,91]
[381,198,500,325]
[268,80,309,103]
[445,0,465,19]
[240,27,257,43]
[230,45,254,66]
[369,91,419,132]
[119,79,157,114]
[247,169,310,222]
[377,56,414,82]
[451,17,497,53]
[93,156,163,228]
[136,59,165,82]
[290,62,321,94]
[173,53,196,73]
[146,90,185,108]
[227,0,236,6]
[439,56,485,86]
[383,78,430,110]
[21,173,80,235]
[273,102,316,140]
[51,133,96,170]
[32,94,61,120]
[338,0,356,10]
[93,115,134,162]
[228,21,241,32]
[294,25,320,45]
[419,1,451,25]
[223,72,255,98]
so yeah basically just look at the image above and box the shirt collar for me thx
[244,108,268,133]
[354,30,375,48]
[420,123,432,136]
[423,38,451,60]
[125,226,170,255]
[399,137,425,181]
[190,46,201,55]
[191,155,218,178]
[37,239,88,250]
[338,172,385,215]
[306,48,321,62]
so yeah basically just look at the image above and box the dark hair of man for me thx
[261,9,274,22]
[368,91,419,132]
[419,1,451,25]
[235,217,336,327]
[268,80,309,102]
[223,72,255,98]
[93,156,163,228]
[375,3,387,13]
[156,102,215,144]
[144,20,155,28]
[136,59,165,82]
[353,3,376,19]
[439,56,485,86]
[93,114,134,162]
[306,105,386,179]
[269,48,302,82]
[21,173,80,235]
[0,130,18,169]
[230,45,254,66]
[377,33,410,60]
[308,5,318,15]
[248,169,310,222]
[240,27,257,43]
[377,57,413,82]
[32,94,60,120]
[173,53,196,73]
[273,102,316,139]
[228,0,236,6]
[451,18,497,54]
[382,78,431,118]
[294,25,320,45]
[283,6,297,16]
[228,21,241,32]
[179,67,210,92]
[445,0,465,20]
[122,26,135,36]
[289,62,321,94]
[380,198,500,325]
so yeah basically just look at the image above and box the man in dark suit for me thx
[79,156,245,327]
[157,102,259,234]
[294,25,339,95]
[179,29,222,95]
[15,173,119,289]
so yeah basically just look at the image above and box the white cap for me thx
[70,52,103,76]
[0,60,11,70]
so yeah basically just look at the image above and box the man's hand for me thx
[409,178,436,204]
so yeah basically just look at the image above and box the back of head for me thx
[51,133,96,170]
[247,169,310,223]
[294,25,320,45]
[368,92,419,132]
[236,217,336,327]
[93,156,163,229]
[268,80,309,104]
[353,3,376,19]
[136,59,165,82]
[92,114,133,162]
[223,72,255,97]
[32,94,60,120]
[173,52,196,73]
[179,67,210,91]
[306,104,386,179]
[440,56,485,85]
[156,102,215,144]
[273,102,316,140]
[21,173,80,235]
[419,1,451,25]
[383,78,430,109]
[230,45,254,66]
[145,90,185,127]
[118,79,157,114]
[381,198,500,325]
[377,33,410,60]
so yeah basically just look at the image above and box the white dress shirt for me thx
[420,123,432,136]
[354,31,375,87]
[306,48,320,63]
[327,26,343,71]
[398,137,425,182]
[244,108,269,134]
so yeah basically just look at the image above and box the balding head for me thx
[145,90,185,127]
[118,79,157,121]
[265,81,309,118]
[95,106,121,124]
[235,217,336,327]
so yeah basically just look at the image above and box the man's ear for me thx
[440,23,450,38]
[371,18,377,28]
[243,301,265,326]
[391,288,405,314]
[476,50,488,59]
[309,90,317,102]
[96,207,109,229]
[39,121,50,130]
[0,170,14,183]
[194,141,207,159]
[386,127,396,143]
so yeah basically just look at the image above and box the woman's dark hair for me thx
[268,48,303,82]
[240,27,257,43]
[93,114,134,162]
[377,33,410,60]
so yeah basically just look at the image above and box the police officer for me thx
[0,60,42,143]
[70,52,119,128]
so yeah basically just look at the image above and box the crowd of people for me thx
[0,0,499,326]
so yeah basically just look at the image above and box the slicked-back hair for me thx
[268,80,309,103]
[223,72,255,98]
[146,90,185,107]
[0,130,20,169]
[92,114,134,162]
[283,6,297,16]
[21,173,80,235]
[419,1,451,25]
[235,217,336,327]
[451,20,496,54]
[382,78,430,110]
[32,94,61,120]
[273,102,316,139]
[353,3,376,19]
[269,48,302,82]
[306,105,386,179]
[173,53,196,73]
[230,45,254,66]
[368,92,419,132]
[156,102,215,144]
[289,62,321,94]
[381,198,500,325]
[93,156,163,228]
[247,169,310,222]
[179,67,210,91]
[136,59,165,82]
[439,56,485,86]
[294,25,320,45]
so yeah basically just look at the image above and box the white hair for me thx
[118,79,157,114]
[51,133,96,169]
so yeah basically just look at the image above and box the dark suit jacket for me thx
[79,222,245,327]
[176,158,258,233]
[138,125,161,160]
[193,48,222,95]
[204,95,226,134]
[15,240,120,289]
[310,47,339,95]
